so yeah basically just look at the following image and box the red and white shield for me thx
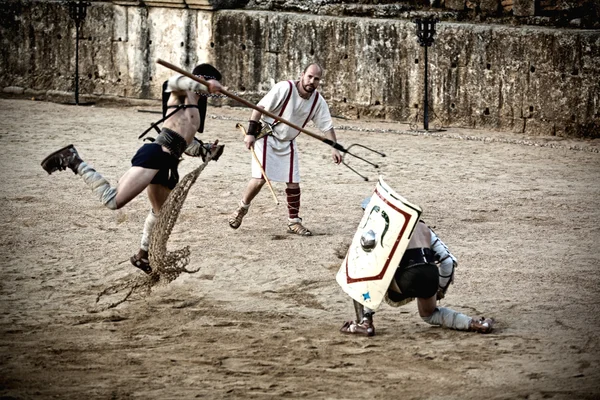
[336,177,422,310]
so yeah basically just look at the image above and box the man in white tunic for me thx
[229,63,342,236]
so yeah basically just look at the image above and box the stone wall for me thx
[0,0,598,137]
[0,1,216,100]
[245,0,600,29]
[216,11,600,136]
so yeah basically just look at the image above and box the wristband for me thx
[247,120,261,137]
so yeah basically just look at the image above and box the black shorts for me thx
[131,143,180,190]
[388,248,438,301]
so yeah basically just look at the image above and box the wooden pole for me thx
[235,124,279,205]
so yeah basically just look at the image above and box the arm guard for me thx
[184,138,224,162]
[247,120,262,137]
[166,75,207,93]
[430,229,457,294]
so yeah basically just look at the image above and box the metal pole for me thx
[67,0,90,106]
[424,45,429,131]
[414,17,437,132]
[75,22,80,105]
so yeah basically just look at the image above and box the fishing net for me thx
[94,149,217,310]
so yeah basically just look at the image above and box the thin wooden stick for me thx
[236,123,279,205]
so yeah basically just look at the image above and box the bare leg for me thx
[417,295,438,318]
[242,178,266,205]
[75,162,158,210]
[114,167,159,208]
[229,178,265,229]
[147,183,171,213]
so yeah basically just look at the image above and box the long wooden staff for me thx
[156,59,380,167]
[235,123,279,205]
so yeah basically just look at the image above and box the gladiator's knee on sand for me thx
[77,162,118,210]
[421,307,472,331]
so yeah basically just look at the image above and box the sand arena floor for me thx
[0,98,599,399]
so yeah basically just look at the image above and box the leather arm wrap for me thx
[184,138,204,158]
[247,120,262,137]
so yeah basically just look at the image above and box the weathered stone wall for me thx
[216,11,600,136]
[0,1,216,100]
[0,0,598,137]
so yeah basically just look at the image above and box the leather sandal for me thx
[340,317,375,336]
[130,253,152,274]
[287,219,312,236]
[229,205,249,229]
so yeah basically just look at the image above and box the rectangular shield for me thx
[336,176,422,310]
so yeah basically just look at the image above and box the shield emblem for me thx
[336,177,422,310]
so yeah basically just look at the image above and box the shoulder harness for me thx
[138,80,208,140]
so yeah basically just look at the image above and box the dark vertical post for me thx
[424,44,429,130]
[414,17,437,131]
[67,1,90,106]
[75,21,80,105]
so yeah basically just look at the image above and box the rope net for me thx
[95,152,215,310]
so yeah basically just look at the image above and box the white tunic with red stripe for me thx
[252,80,334,183]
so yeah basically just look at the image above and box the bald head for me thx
[303,63,323,75]
[299,64,323,95]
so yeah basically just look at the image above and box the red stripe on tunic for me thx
[302,92,320,128]
[261,135,268,178]
[278,81,293,118]
[289,140,295,183]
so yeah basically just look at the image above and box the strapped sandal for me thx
[287,219,312,236]
[340,317,375,337]
[130,253,152,274]
[229,204,249,229]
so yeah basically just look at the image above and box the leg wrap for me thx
[140,210,158,251]
[77,162,118,210]
[285,187,301,220]
[422,307,472,331]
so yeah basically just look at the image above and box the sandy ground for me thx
[0,98,599,399]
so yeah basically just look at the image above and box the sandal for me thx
[229,203,249,229]
[340,317,375,336]
[130,253,152,274]
[287,219,312,236]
